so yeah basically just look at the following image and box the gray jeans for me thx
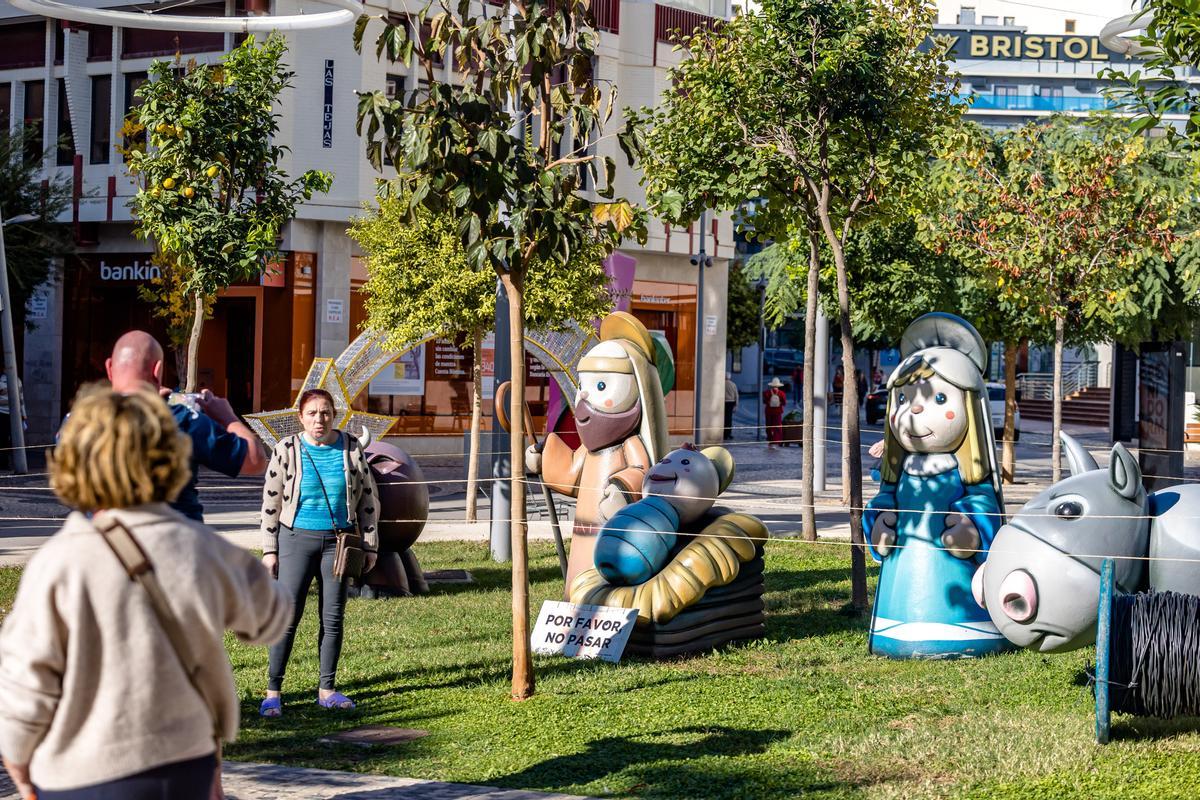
[267,525,347,691]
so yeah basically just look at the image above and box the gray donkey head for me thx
[972,434,1149,652]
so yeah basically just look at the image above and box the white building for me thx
[0,0,737,450]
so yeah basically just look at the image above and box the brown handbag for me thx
[302,440,365,581]
[93,512,226,800]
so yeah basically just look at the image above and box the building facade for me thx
[1,0,737,451]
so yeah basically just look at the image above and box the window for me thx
[1065,19,1076,33]
[385,73,405,100]
[0,83,10,132]
[23,80,45,164]
[56,79,74,166]
[995,85,1019,97]
[123,72,148,150]
[90,75,111,164]
[1003,16,1015,26]
[957,6,976,25]
[982,15,998,25]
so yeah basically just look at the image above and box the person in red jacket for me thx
[763,377,786,447]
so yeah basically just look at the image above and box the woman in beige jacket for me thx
[0,387,292,800]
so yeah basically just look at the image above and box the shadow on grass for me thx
[490,726,837,799]
[762,568,872,641]
[1110,715,1200,742]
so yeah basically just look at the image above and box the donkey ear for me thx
[1109,443,1142,501]
[701,446,735,494]
[1062,433,1099,476]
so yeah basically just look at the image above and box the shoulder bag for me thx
[92,512,225,799]
[301,437,366,581]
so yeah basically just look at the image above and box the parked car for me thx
[986,382,1020,442]
[865,385,887,426]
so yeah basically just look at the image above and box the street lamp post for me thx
[692,210,712,444]
[0,210,37,475]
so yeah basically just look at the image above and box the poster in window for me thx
[369,344,426,396]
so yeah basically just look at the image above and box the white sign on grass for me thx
[531,600,638,663]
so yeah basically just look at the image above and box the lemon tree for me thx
[123,34,331,391]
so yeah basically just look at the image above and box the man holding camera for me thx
[106,330,268,521]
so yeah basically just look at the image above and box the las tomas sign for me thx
[531,600,638,663]
[932,29,1139,63]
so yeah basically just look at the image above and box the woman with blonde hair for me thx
[0,387,292,799]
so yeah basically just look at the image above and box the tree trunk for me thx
[1051,316,1064,484]
[500,271,534,701]
[820,217,866,612]
[1001,339,1019,484]
[466,327,484,523]
[801,233,819,541]
[184,291,205,392]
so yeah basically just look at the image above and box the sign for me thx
[431,338,468,379]
[322,60,334,148]
[531,600,638,662]
[935,29,1136,63]
[325,298,344,325]
[1137,342,1185,491]
[480,331,495,400]
[26,292,48,321]
[98,258,160,282]
[369,344,426,396]
[705,314,718,337]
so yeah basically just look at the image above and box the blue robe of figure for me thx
[863,456,1013,659]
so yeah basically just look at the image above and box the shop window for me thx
[90,75,111,164]
[56,79,75,167]
[23,80,45,164]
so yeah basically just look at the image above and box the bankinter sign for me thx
[935,30,1138,63]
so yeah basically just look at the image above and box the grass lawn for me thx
[6,541,1200,798]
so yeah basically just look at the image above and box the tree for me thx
[726,259,761,352]
[626,0,958,610]
[0,126,72,333]
[350,194,615,523]
[920,116,1200,482]
[354,1,643,700]
[122,34,332,392]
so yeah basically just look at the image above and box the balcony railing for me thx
[957,93,1115,112]
[654,4,721,44]
[484,0,620,34]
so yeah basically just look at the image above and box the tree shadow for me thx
[489,726,836,799]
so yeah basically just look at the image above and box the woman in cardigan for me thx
[0,387,291,799]
[259,388,380,717]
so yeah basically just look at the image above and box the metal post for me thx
[0,211,28,474]
[692,210,708,444]
[1095,558,1115,745]
[489,280,512,562]
[756,281,765,441]
[813,309,829,491]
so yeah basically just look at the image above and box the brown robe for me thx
[541,432,653,589]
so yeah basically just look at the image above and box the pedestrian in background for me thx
[723,372,739,440]
[259,388,379,717]
[105,331,268,520]
[0,386,291,799]
[0,374,23,471]
[763,377,786,447]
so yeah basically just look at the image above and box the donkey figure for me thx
[972,434,1200,653]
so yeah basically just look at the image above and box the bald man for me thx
[105,331,268,521]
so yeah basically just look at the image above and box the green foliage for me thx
[353,2,645,280]
[626,0,960,244]
[0,126,72,328]
[350,194,615,350]
[726,259,762,351]
[1103,2,1200,144]
[123,34,332,297]
[917,117,1200,347]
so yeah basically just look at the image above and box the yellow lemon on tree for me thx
[206,165,219,178]
[182,187,195,199]
[162,177,176,189]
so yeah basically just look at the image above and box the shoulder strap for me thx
[93,513,222,744]
[301,437,341,530]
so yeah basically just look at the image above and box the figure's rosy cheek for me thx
[945,411,956,420]
[604,399,613,408]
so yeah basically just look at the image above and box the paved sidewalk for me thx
[0,763,595,800]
